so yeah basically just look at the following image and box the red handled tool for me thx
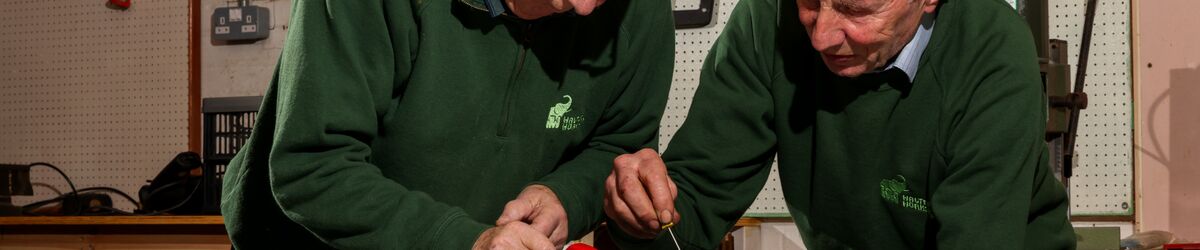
[564,242,597,250]
[109,0,130,9]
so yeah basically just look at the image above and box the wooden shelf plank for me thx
[0,216,224,225]
[735,217,792,227]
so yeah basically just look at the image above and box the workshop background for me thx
[0,0,1196,249]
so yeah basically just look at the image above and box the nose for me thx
[809,10,845,53]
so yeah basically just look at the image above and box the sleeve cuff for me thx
[534,180,602,240]
[428,210,491,249]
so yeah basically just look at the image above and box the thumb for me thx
[528,210,556,237]
[649,177,677,225]
[521,229,557,250]
[497,200,533,226]
[670,180,680,223]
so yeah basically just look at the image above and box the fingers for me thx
[669,178,678,201]
[475,223,556,250]
[526,204,568,247]
[513,223,557,250]
[527,214,555,241]
[605,150,681,239]
[671,177,681,223]
[604,172,656,239]
[497,185,568,247]
[497,199,532,226]
[617,171,660,230]
[634,150,676,226]
[624,149,677,228]
[614,155,661,231]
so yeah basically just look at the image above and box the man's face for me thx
[797,0,937,78]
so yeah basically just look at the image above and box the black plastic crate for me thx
[201,96,262,214]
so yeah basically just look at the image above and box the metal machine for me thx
[1022,0,1095,192]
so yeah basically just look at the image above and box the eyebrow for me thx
[831,0,885,12]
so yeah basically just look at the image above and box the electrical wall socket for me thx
[1,164,33,196]
[212,5,270,41]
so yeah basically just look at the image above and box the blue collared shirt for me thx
[484,0,507,17]
[882,13,936,82]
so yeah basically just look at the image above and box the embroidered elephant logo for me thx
[545,95,573,129]
[879,175,908,204]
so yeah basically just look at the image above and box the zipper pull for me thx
[522,23,534,44]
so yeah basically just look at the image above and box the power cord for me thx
[21,187,143,216]
[23,181,203,216]
[27,162,80,215]
[138,181,202,215]
[20,161,207,216]
[76,187,141,208]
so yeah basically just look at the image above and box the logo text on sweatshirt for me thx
[880,175,929,214]
[546,95,583,131]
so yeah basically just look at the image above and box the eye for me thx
[835,5,873,17]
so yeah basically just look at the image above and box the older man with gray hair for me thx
[601,0,1077,248]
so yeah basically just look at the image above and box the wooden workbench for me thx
[0,216,787,249]
[0,216,230,249]
[0,215,224,226]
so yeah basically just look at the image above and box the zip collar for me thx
[460,0,510,18]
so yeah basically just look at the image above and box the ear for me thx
[922,0,938,14]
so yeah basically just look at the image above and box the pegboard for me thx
[1049,0,1134,216]
[0,0,191,211]
[661,0,1136,217]
[673,0,702,12]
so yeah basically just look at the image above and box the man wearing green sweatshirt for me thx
[218,0,673,248]
[601,0,1077,249]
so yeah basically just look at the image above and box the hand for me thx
[604,148,679,239]
[496,185,569,247]
[473,222,556,250]
[504,0,607,20]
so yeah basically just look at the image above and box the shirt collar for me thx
[459,0,509,17]
[881,13,936,82]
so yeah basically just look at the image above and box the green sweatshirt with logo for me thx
[218,0,673,248]
[613,0,1076,249]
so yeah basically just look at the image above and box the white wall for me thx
[731,222,807,250]
[201,0,290,98]
[1134,0,1200,240]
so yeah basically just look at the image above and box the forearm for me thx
[268,147,491,248]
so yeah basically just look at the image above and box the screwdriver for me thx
[661,221,681,250]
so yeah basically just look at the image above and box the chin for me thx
[825,65,868,78]
[820,57,869,78]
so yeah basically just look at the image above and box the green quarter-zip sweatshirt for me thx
[613,0,1076,249]
[219,0,674,248]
